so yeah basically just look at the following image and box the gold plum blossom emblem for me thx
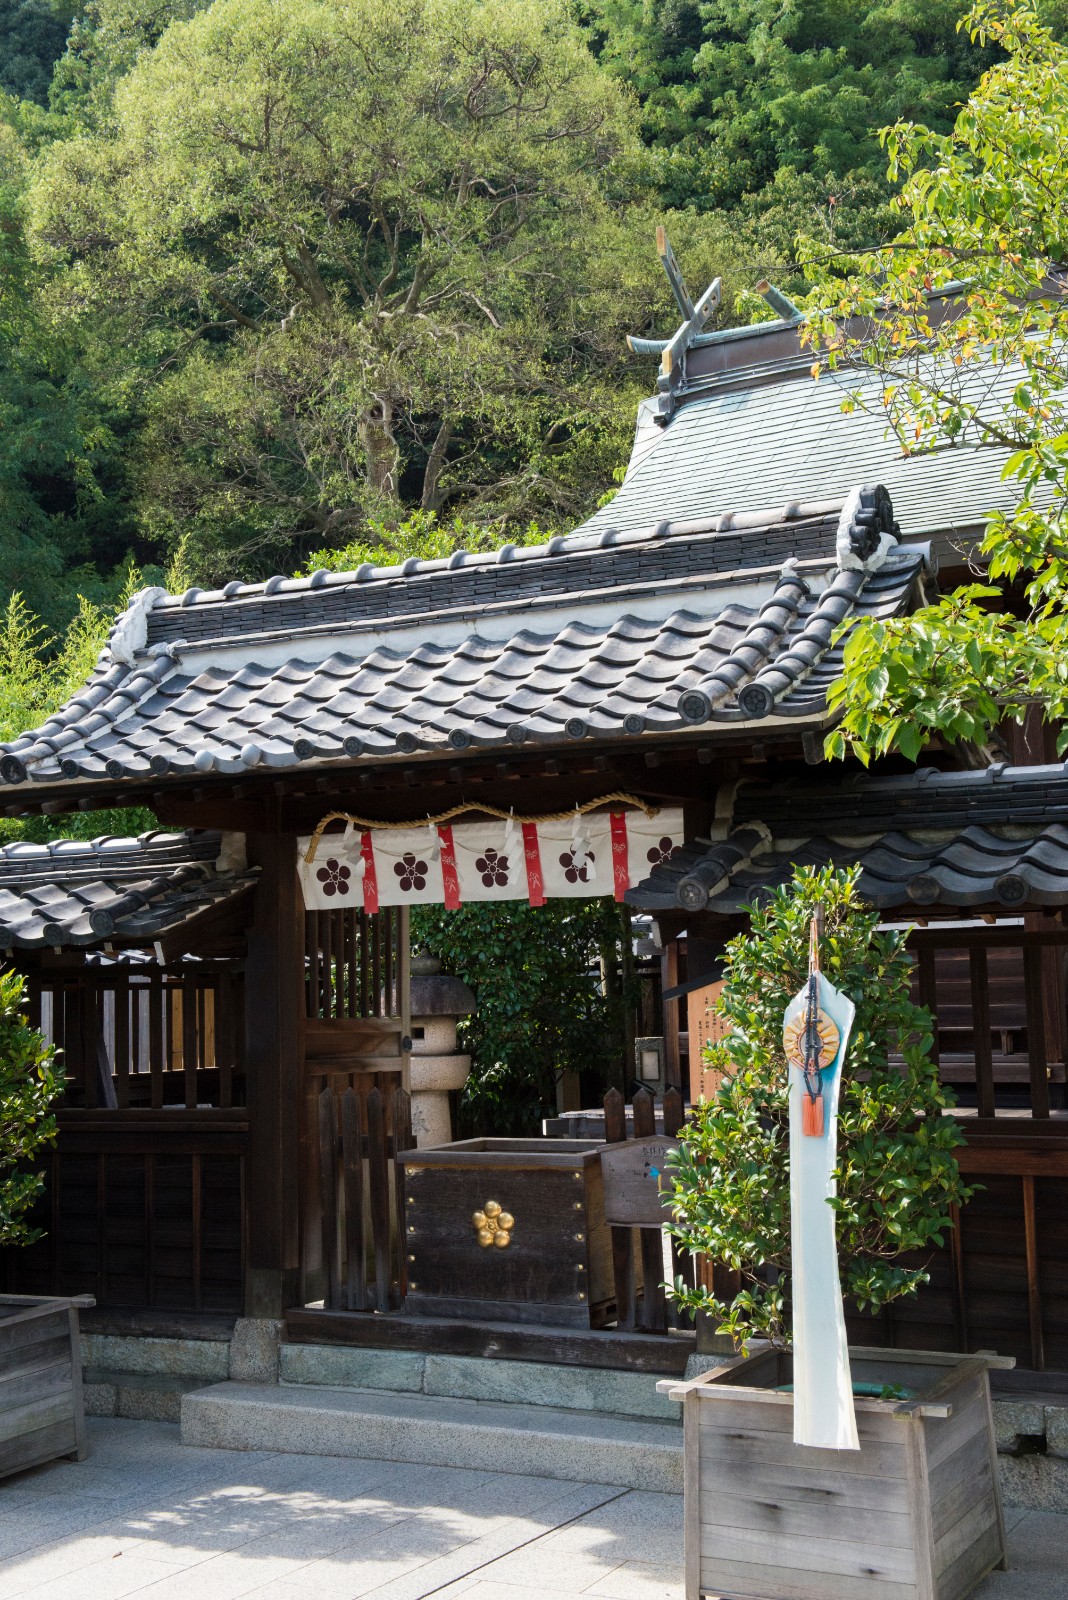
[472,1200,514,1249]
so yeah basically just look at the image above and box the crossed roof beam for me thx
[628,229,802,422]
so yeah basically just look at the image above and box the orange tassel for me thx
[801,1094,825,1137]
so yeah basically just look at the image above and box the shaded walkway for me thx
[0,1418,1062,1600]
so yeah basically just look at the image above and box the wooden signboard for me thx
[601,1135,678,1228]
[688,979,727,1101]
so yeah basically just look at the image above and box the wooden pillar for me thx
[661,939,682,1093]
[244,829,304,1318]
[1024,912,1067,1072]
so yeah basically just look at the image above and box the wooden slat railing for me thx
[26,964,245,1111]
[306,907,406,1023]
[316,1083,414,1313]
[601,1084,690,1334]
[908,926,1068,1116]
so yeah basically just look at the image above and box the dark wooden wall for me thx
[847,1155,1068,1374]
[4,1112,246,1315]
[3,937,249,1317]
[855,922,1068,1373]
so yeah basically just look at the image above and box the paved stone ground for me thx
[0,1418,1063,1600]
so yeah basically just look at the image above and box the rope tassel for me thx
[801,1092,825,1138]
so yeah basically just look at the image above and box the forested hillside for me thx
[1,0,1051,633]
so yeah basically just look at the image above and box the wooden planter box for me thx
[1,1293,94,1481]
[665,1345,1010,1600]
[398,1138,613,1328]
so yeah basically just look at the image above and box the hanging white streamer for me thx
[785,972,859,1451]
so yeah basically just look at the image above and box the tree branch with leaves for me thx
[799,2,1068,763]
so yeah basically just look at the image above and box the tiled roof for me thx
[733,760,1068,835]
[574,359,1034,550]
[0,831,257,948]
[627,762,1068,915]
[0,488,929,795]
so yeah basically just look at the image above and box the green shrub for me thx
[0,968,61,1247]
[667,866,971,1350]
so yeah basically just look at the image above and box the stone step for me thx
[84,1368,214,1423]
[181,1381,684,1491]
[81,1330,231,1381]
[279,1342,680,1421]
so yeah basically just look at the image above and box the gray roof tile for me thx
[576,360,1034,547]
[0,830,258,948]
[0,489,926,793]
[627,762,1068,913]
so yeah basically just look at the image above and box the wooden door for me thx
[299,906,411,1302]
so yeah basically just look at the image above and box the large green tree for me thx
[6,0,1048,612]
[800,3,1068,762]
[27,0,712,580]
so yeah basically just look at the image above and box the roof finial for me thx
[627,229,721,425]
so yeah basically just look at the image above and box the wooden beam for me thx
[1022,945,1051,1118]
[661,939,682,1092]
[1022,1175,1045,1371]
[153,798,273,832]
[243,828,304,1317]
[603,1089,636,1331]
[284,1305,694,1373]
[911,926,1068,949]
[948,1200,969,1354]
[969,946,995,1119]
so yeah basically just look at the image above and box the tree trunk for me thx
[359,398,400,499]
[421,418,454,511]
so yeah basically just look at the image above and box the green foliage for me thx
[0,590,154,842]
[26,0,672,582]
[0,104,148,627]
[0,967,61,1247]
[667,867,970,1350]
[50,0,213,121]
[0,590,108,742]
[0,0,74,107]
[802,3,1068,763]
[300,512,557,576]
[580,0,1008,250]
[413,900,628,1136]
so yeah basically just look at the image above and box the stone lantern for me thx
[409,953,476,1147]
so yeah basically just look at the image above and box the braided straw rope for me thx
[303,792,660,864]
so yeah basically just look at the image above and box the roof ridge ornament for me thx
[835,485,900,573]
[627,228,721,426]
[109,587,167,667]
